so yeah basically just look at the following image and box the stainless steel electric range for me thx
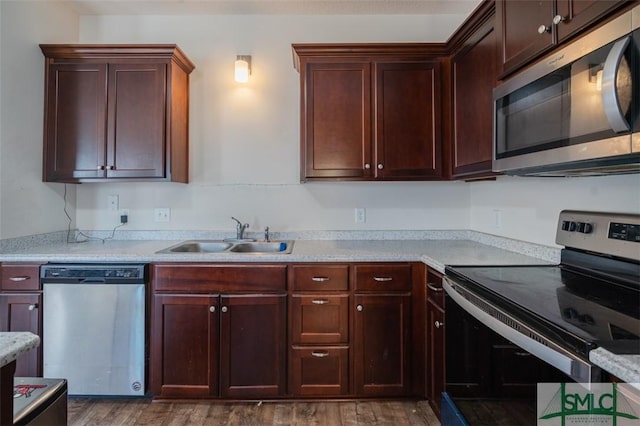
[442,210,640,425]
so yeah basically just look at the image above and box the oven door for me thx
[443,276,597,383]
[493,8,639,176]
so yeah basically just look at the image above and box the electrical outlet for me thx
[119,209,130,224]
[154,208,171,223]
[355,208,366,224]
[108,195,119,211]
[493,209,502,229]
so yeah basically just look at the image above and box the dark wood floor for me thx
[68,398,440,425]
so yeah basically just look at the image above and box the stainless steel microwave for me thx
[493,5,640,177]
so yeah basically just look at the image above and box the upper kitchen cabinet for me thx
[447,1,499,180]
[40,45,195,183]
[496,0,628,77]
[292,45,444,181]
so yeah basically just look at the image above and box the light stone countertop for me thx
[0,332,40,368]
[0,238,555,273]
[590,348,640,390]
[4,230,637,389]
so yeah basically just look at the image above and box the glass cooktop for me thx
[445,264,640,358]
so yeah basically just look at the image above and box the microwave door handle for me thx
[601,36,631,133]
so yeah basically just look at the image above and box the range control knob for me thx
[581,223,593,234]
[563,307,578,320]
[568,221,577,232]
[561,221,570,231]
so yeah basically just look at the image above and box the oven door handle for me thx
[601,36,631,133]
[443,276,596,383]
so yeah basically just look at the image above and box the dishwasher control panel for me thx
[41,264,147,283]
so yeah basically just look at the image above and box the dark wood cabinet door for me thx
[150,294,218,398]
[107,63,166,179]
[354,293,411,396]
[0,293,42,376]
[291,294,349,344]
[44,63,108,181]
[219,294,286,398]
[290,345,349,396]
[301,62,372,180]
[555,0,627,42]
[497,0,555,76]
[374,62,441,179]
[427,298,445,418]
[451,18,499,179]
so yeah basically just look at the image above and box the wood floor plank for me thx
[67,398,439,425]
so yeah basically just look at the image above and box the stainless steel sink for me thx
[157,240,293,254]
[159,241,233,253]
[229,241,292,253]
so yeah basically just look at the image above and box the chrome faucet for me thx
[231,217,249,240]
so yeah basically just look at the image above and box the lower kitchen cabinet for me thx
[151,262,425,400]
[290,346,349,396]
[354,293,411,396]
[219,294,286,398]
[151,294,219,397]
[353,264,412,397]
[150,264,287,399]
[425,269,445,418]
[289,264,350,397]
[0,263,43,377]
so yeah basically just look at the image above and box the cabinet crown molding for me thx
[291,43,447,71]
[39,44,195,73]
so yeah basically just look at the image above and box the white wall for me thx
[0,1,79,239]
[470,174,640,247]
[2,7,638,245]
[75,13,473,233]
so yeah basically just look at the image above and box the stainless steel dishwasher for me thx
[41,264,147,396]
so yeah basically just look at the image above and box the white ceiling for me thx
[60,0,483,16]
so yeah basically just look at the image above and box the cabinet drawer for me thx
[291,265,349,291]
[354,264,411,292]
[290,346,349,396]
[152,264,287,292]
[291,294,348,344]
[1,264,42,291]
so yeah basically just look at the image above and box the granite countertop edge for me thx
[589,348,640,391]
[0,332,40,368]
[0,238,557,274]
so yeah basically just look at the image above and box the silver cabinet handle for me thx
[356,304,363,312]
[537,24,550,34]
[364,163,371,169]
[28,304,38,311]
[377,163,383,170]
[106,165,114,170]
[373,276,393,282]
[435,321,444,328]
[311,299,330,305]
[209,306,216,313]
[311,276,330,282]
[602,36,632,133]
[427,283,443,292]
[97,165,104,170]
[552,15,565,25]
[9,276,29,282]
[515,351,532,357]
[221,306,228,313]
[311,351,330,358]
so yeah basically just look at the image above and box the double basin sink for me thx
[157,240,294,254]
